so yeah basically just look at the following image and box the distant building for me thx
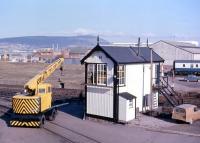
[64,48,91,64]
[0,53,9,62]
[150,40,200,66]
[31,48,63,63]
[9,53,28,62]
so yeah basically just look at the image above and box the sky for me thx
[0,0,200,42]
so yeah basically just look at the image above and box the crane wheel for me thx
[39,115,45,128]
[48,108,57,121]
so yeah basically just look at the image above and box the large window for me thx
[87,64,107,85]
[117,65,125,86]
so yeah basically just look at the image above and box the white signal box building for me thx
[81,44,164,122]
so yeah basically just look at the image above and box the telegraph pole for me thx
[147,38,153,112]
[150,42,153,112]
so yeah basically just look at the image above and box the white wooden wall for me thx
[87,86,113,118]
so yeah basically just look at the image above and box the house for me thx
[150,40,200,66]
[0,53,9,61]
[64,48,91,64]
[81,44,164,122]
[9,53,28,62]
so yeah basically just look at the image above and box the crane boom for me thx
[25,58,64,91]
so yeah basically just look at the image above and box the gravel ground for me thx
[0,62,84,89]
[167,76,200,93]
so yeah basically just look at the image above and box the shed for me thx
[150,40,200,66]
[119,92,136,122]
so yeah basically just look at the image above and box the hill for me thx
[0,35,110,49]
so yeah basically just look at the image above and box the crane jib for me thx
[25,58,64,91]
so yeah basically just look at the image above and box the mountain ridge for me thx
[0,35,110,48]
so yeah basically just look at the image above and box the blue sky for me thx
[0,0,200,42]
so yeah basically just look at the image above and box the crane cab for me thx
[37,83,52,112]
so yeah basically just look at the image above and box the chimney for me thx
[137,37,140,56]
[146,38,149,48]
[97,35,100,46]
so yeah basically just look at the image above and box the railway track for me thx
[44,121,101,143]
[0,104,11,115]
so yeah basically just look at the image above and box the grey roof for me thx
[101,46,164,64]
[119,92,136,100]
[174,60,200,63]
[81,45,164,64]
[151,40,200,54]
[162,41,197,47]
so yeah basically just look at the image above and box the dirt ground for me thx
[0,62,84,89]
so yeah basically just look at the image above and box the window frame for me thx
[117,65,126,86]
[87,63,107,86]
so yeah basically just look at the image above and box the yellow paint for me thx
[10,120,40,127]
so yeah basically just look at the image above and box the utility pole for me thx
[150,46,153,112]
[147,38,153,112]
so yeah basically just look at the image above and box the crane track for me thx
[43,127,77,143]
[0,104,11,115]
[44,121,101,143]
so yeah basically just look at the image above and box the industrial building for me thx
[150,40,200,65]
[81,44,164,122]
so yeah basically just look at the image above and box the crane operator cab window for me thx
[38,88,46,94]
[47,86,52,93]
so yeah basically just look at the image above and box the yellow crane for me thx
[10,58,65,127]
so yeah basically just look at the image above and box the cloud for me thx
[72,28,97,35]
[141,32,156,37]
[70,28,128,37]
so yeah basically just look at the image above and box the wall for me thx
[87,86,113,118]
[150,41,193,65]
[193,54,200,60]
[119,63,158,112]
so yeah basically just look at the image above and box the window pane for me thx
[97,64,107,85]
[117,65,125,85]
[87,64,97,85]
[39,88,45,94]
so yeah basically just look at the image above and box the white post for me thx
[150,48,153,111]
